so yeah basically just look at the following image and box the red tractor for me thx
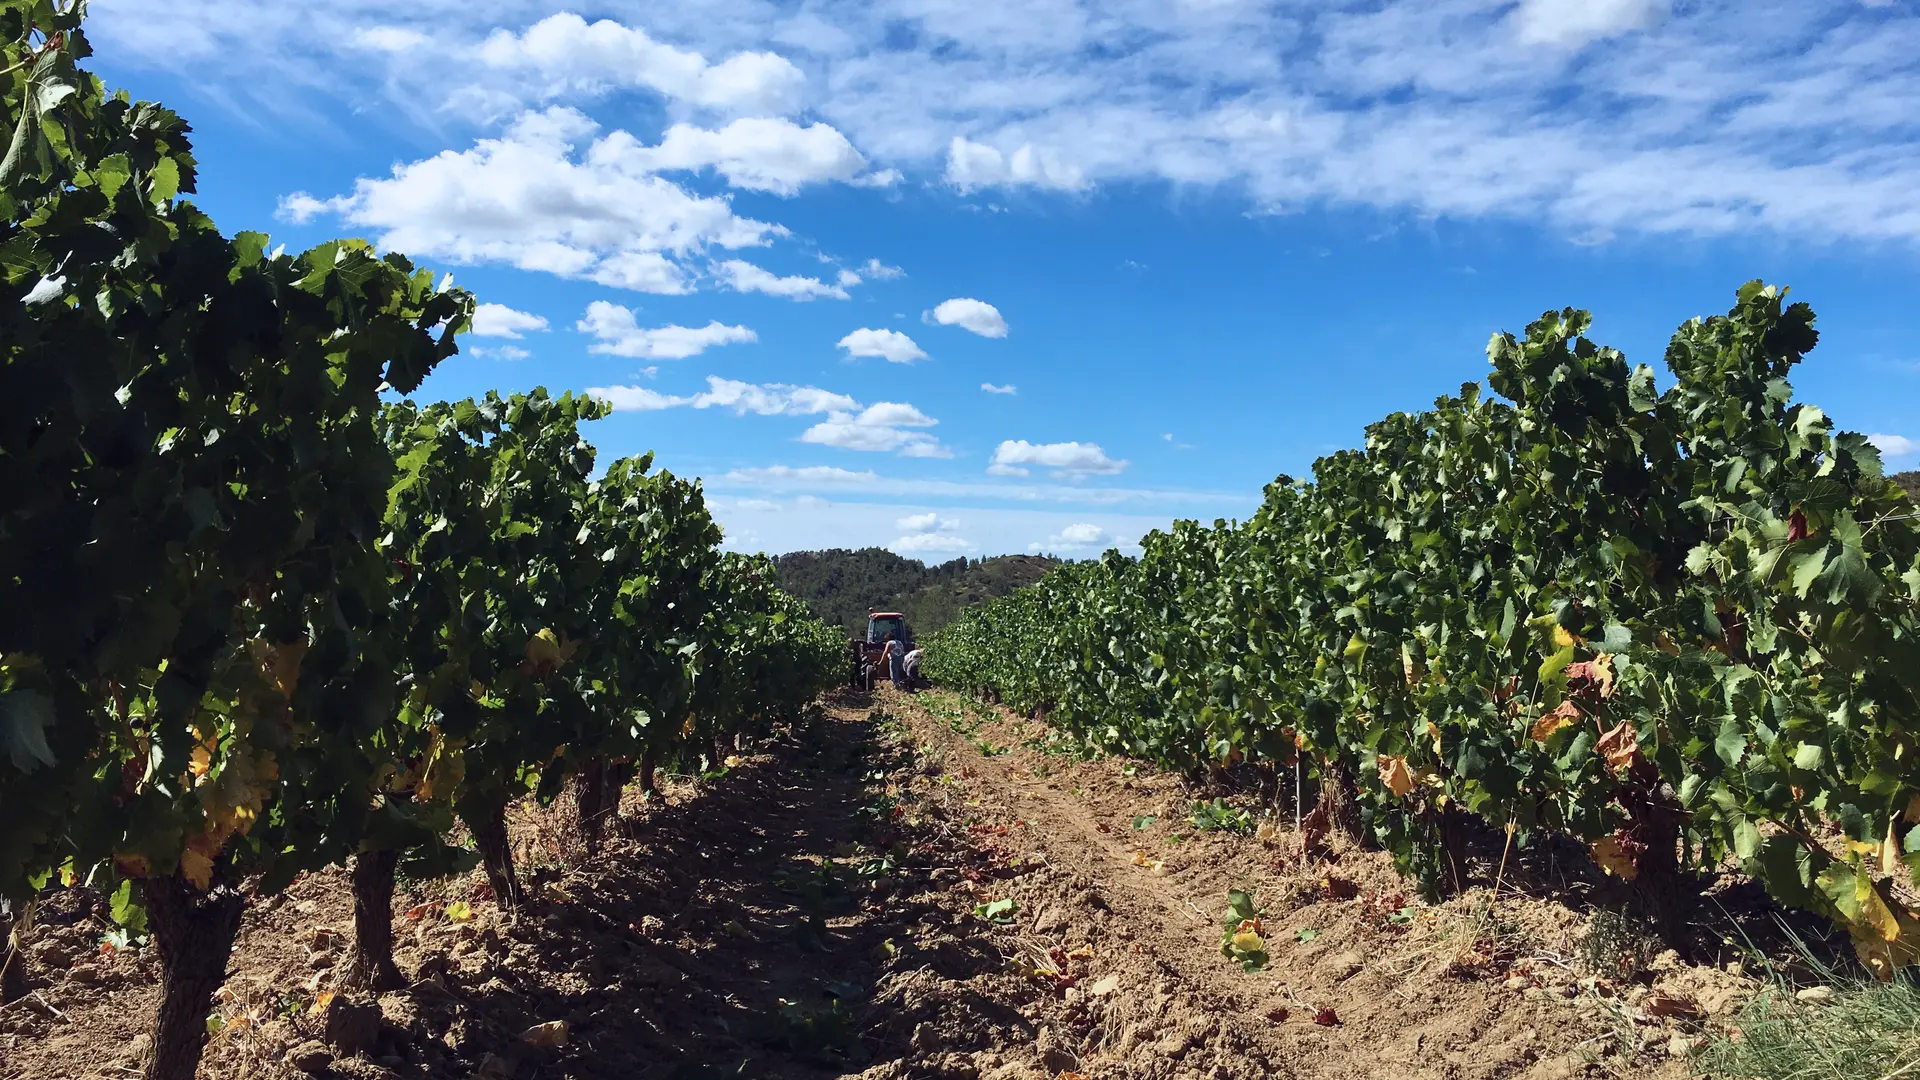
[849,610,924,691]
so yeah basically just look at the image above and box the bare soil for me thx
[0,691,1773,1080]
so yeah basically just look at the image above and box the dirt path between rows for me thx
[881,690,1729,1080]
[1,691,1743,1080]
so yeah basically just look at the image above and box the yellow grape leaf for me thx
[1376,755,1415,798]
[57,863,76,888]
[723,755,743,769]
[1231,929,1265,953]
[1590,836,1639,881]
[1591,653,1617,699]
[180,845,215,890]
[310,990,336,1015]
[189,741,215,781]
[1530,700,1581,743]
[266,639,307,701]
[1553,625,1577,649]
[1426,721,1443,756]
[445,900,476,923]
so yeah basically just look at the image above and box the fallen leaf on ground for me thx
[1313,1007,1339,1026]
[1642,992,1701,1020]
[1088,974,1119,996]
[445,900,476,923]
[1266,1007,1289,1023]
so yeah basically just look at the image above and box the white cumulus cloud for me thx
[1031,523,1114,552]
[837,327,927,363]
[982,383,1017,395]
[578,301,755,359]
[801,402,950,458]
[468,344,531,361]
[892,533,973,555]
[988,440,1128,479]
[929,298,1008,338]
[1511,0,1669,48]
[897,512,961,533]
[280,108,782,295]
[471,302,549,338]
[717,259,849,300]
[476,13,804,114]
[634,118,871,194]
[1869,433,1917,458]
[589,375,856,415]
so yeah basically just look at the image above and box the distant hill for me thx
[772,548,1059,638]
[1897,471,1920,500]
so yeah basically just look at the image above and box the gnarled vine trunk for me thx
[340,850,405,992]
[462,799,520,912]
[1314,759,1364,842]
[142,874,246,1080]
[575,760,609,857]
[638,746,660,797]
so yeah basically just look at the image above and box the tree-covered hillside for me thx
[1896,471,1919,500]
[772,548,1059,637]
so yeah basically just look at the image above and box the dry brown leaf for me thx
[1642,992,1701,1020]
[1530,700,1581,742]
[1595,721,1640,773]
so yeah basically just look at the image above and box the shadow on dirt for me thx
[393,701,1014,1080]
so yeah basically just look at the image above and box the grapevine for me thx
[930,285,1920,972]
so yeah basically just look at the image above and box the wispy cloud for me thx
[140,3,1920,246]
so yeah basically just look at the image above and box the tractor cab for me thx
[865,612,911,646]
[849,611,919,690]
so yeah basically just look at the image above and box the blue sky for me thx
[86,0,1919,558]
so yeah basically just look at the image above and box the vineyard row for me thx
[0,10,845,1080]
[927,283,1920,977]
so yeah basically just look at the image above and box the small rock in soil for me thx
[323,997,383,1056]
[1032,906,1070,933]
[290,1041,334,1074]
[521,1020,568,1047]
[1796,986,1836,1005]
[126,1033,152,1062]
[1320,951,1365,980]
